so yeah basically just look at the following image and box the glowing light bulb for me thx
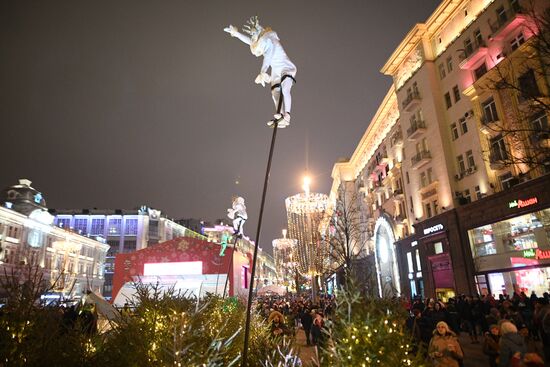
[303,176,311,195]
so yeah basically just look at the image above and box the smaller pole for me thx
[223,236,239,298]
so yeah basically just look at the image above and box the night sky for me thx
[0,0,440,254]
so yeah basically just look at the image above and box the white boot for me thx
[278,113,291,128]
[267,113,284,128]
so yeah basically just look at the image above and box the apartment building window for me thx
[464,38,473,56]
[420,171,428,188]
[474,29,483,47]
[451,123,459,140]
[510,0,520,12]
[499,172,515,189]
[74,218,88,234]
[510,32,525,51]
[496,6,507,23]
[460,117,468,134]
[433,200,439,215]
[439,63,446,79]
[457,154,466,173]
[474,63,488,80]
[466,150,475,169]
[464,189,472,203]
[531,113,548,132]
[406,171,410,184]
[125,218,138,235]
[427,167,433,184]
[407,252,414,273]
[445,93,452,109]
[482,97,499,123]
[475,185,482,200]
[453,85,461,103]
[518,69,540,101]
[91,218,105,235]
[409,196,414,213]
[425,202,433,218]
[446,57,453,73]
[490,134,508,161]
[412,81,419,95]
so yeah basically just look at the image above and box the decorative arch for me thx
[373,215,401,297]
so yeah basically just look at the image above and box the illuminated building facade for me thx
[0,179,109,299]
[332,0,550,299]
[50,206,204,298]
[285,182,329,293]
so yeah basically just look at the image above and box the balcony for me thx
[489,8,529,41]
[392,188,404,201]
[402,91,422,112]
[407,120,427,141]
[480,115,501,136]
[411,150,432,170]
[459,40,488,70]
[419,180,438,200]
[391,132,404,147]
[489,149,508,170]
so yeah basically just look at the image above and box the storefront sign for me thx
[423,224,444,235]
[509,197,538,209]
[523,248,550,260]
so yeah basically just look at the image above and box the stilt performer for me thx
[221,197,248,298]
[227,196,247,238]
[224,16,296,128]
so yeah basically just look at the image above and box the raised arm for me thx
[224,25,251,45]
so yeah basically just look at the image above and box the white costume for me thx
[224,17,296,128]
[227,196,248,237]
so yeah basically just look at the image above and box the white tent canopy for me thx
[257,285,286,296]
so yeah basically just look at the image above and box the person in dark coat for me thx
[300,307,313,345]
[483,324,500,367]
[499,321,527,367]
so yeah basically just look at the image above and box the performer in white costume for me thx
[224,16,296,128]
[227,196,248,237]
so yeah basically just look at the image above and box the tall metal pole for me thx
[241,90,284,367]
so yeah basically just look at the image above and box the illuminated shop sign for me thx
[509,197,538,209]
[423,224,444,235]
[523,248,550,260]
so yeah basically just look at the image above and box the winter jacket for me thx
[499,332,527,367]
[428,331,464,367]
[483,332,500,367]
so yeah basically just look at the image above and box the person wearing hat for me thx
[428,321,464,367]
[483,324,500,367]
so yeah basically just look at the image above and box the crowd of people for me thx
[405,292,550,366]
[255,293,335,346]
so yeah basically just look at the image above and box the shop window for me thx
[407,252,414,273]
[415,249,422,270]
[434,242,443,254]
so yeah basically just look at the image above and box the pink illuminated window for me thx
[510,33,525,51]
